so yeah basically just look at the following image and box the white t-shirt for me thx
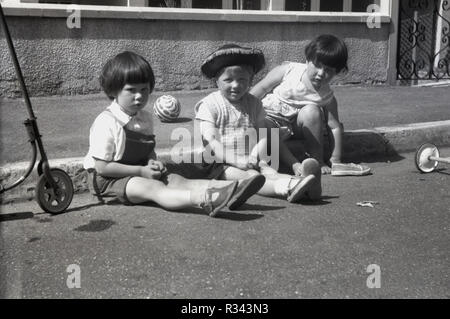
[83,100,153,170]
[263,62,334,119]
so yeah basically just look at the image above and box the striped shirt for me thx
[195,91,266,158]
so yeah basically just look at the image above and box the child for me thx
[250,34,371,176]
[196,44,322,202]
[83,51,261,217]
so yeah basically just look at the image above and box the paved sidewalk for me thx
[1,84,450,203]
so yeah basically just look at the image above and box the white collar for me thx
[108,100,133,126]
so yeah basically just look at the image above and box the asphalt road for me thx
[0,149,449,299]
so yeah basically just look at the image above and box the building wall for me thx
[0,15,390,97]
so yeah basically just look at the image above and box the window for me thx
[192,0,221,9]
[285,0,310,11]
[37,0,77,3]
[320,0,343,12]
[280,0,379,12]
[233,0,261,10]
[37,0,126,5]
[148,0,181,7]
[352,0,378,12]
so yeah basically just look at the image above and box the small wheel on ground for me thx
[415,143,440,173]
[35,168,74,214]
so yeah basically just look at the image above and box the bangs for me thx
[121,57,154,85]
[313,47,347,72]
[100,51,155,99]
[305,35,348,73]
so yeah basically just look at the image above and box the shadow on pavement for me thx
[64,201,107,214]
[298,195,339,206]
[238,203,285,211]
[300,200,332,206]
[0,211,34,222]
[351,153,405,164]
[167,207,265,221]
[282,131,406,170]
[342,131,406,164]
[161,117,192,124]
[215,212,264,221]
[436,168,450,175]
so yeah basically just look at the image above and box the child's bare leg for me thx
[165,173,234,192]
[265,119,302,175]
[220,166,311,200]
[257,172,317,202]
[260,159,322,201]
[295,104,325,166]
[125,177,194,209]
[219,166,272,193]
[125,176,236,215]
[220,166,280,197]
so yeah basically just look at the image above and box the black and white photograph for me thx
[0,0,449,304]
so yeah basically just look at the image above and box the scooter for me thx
[415,143,450,173]
[0,3,74,213]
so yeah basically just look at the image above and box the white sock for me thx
[273,178,295,196]
[193,189,220,207]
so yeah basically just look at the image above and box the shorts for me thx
[164,161,229,180]
[265,109,334,164]
[87,169,133,205]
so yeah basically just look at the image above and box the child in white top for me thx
[251,34,370,176]
[83,51,260,217]
[196,44,322,202]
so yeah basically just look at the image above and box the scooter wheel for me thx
[35,168,74,214]
[415,143,440,173]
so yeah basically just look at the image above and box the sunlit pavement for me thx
[1,149,449,298]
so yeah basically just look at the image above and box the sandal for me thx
[301,158,322,201]
[286,174,316,203]
[202,181,238,217]
[227,174,266,210]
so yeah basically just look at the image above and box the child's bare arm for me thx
[200,121,248,169]
[94,158,162,179]
[249,64,288,99]
[250,115,270,164]
[249,136,267,168]
[326,97,343,164]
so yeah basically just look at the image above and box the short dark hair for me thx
[99,51,155,100]
[305,34,348,73]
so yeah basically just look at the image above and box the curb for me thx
[1,120,450,204]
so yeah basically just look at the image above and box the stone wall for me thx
[0,6,391,97]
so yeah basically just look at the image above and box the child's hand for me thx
[140,166,162,179]
[292,162,303,176]
[247,155,259,170]
[233,156,251,170]
[148,159,167,174]
[321,163,332,175]
[279,126,293,141]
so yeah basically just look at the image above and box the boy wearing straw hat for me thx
[195,44,322,202]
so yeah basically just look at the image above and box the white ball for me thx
[153,95,181,122]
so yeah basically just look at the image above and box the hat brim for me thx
[201,47,265,79]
